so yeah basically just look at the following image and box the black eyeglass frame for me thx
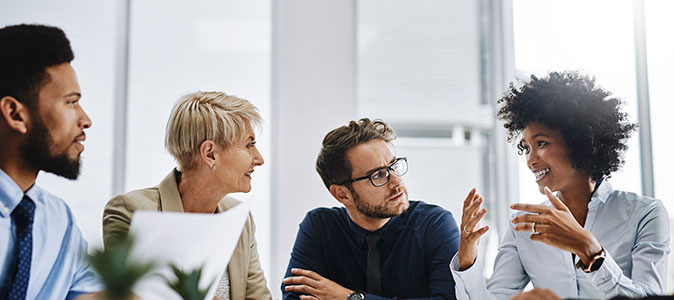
[338,157,408,187]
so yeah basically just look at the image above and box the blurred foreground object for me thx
[88,236,155,300]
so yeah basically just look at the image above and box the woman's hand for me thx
[510,186,602,265]
[510,288,560,300]
[457,188,489,270]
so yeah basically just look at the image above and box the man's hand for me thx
[510,288,560,300]
[510,186,602,265]
[283,268,353,300]
[73,292,116,300]
[457,188,489,270]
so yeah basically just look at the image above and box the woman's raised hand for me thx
[510,186,602,266]
[457,188,489,270]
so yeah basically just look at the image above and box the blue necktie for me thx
[7,195,35,300]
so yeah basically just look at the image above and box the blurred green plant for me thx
[88,236,156,300]
[165,264,216,300]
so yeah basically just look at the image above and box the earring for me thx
[211,164,216,171]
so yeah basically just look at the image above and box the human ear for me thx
[199,140,217,169]
[329,184,353,205]
[0,96,30,134]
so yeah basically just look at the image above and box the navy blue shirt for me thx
[282,201,460,300]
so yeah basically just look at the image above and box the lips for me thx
[244,170,254,178]
[388,191,405,202]
[74,132,86,143]
[533,167,550,182]
[73,133,86,151]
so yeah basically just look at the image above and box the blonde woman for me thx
[103,91,271,300]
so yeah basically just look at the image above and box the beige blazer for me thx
[102,169,272,300]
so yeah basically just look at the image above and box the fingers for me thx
[513,222,543,233]
[284,283,317,295]
[544,186,569,212]
[528,231,552,244]
[290,268,321,280]
[468,225,489,240]
[283,276,317,287]
[509,203,550,214]
[299,295,319,300]
[511,213,546,225]
[463,206,486,234]
[511,288,560,300]
[462,188,477,209]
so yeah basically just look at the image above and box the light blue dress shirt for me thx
[0,169,101,299]
[450,180,670,299]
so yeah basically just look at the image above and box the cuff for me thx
[589,251,622,295]
[450,252,485,299]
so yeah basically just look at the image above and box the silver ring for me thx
[463,226,471,235]
[531,222,537,233]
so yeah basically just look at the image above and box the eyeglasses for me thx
[339,157,408,187]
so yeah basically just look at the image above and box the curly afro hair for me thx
[496,71,637,181]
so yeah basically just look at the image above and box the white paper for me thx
[128,201,249,300]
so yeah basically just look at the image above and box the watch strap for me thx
[347,291,366,300]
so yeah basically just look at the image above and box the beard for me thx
[352,186,409,218]
[19,114,82,180]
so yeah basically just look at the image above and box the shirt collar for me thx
[0,169,27,218]
[344,207,406,246]
[589,178,613,207]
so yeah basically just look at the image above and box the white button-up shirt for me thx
[450,181,670,299]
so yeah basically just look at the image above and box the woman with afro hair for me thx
[449,71,670,299]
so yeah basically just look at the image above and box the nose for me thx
[388,170,403,188]
[526,150,538,170]
[79,106,92,129]
[253,147,264,166]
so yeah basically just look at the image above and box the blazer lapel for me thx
[220,198,246,300]
[158,168,185,212]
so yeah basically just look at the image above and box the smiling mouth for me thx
[534,168,550,182]
[244,170,254,178]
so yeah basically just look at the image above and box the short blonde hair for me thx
[165,91,261,169]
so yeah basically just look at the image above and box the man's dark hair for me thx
[316,118,397,189]
[0,24,74,109]
[496,71,637,181]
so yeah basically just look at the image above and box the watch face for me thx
[590,256,605,272]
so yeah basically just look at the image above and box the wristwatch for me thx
[576,247,606,273]
[347,291,366,300]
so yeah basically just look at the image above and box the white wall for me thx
[270,0,357,297]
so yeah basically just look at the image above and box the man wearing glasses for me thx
[282,118,460,300]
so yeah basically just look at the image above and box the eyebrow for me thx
[363,157,397,175]
[521,132,549,144]
[64,92,81,99]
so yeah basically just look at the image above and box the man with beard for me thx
[0,24,101,299]
[282,118,460,300]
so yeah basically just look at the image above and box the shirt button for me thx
[2,206,8,214]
